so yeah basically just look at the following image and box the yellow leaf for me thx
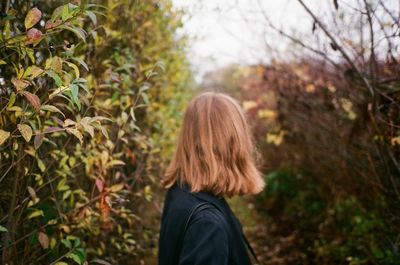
[79,117,94,137]
[258,109,277,120]
[17,124,33,142]
[12,78,30,91]
[63,119,76,127]
[391,136,400,146]
[242,100,258,111]
[25,7,42,29]
[45,56,63,74]
[41,104,65,117]
[24,65,44,80]
[305,84,316,93]
[0,129,10,146]
[0,59,6,65]
[109,183,124,192]
[65,61,80,78]
[66,128,83,144]
[266,131,286,146]
[7,106,23,112]
[27,186,37,200]
[106,160,125,168]
[27,209,43,219]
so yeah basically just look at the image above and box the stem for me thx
[1,146,22,263]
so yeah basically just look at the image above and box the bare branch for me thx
[296,0,375,99]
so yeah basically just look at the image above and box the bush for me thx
[0,1,192,264]
[255,169,397,264]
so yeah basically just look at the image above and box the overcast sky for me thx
[171,0,327,80]
[171,0,400,81]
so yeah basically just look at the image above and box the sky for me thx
[171,0,326,80]
[172,0,400,81]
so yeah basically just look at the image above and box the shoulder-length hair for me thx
[162,91,265,197]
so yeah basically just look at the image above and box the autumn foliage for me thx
[0,1,191,264]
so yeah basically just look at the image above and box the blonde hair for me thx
[163,91,265,197]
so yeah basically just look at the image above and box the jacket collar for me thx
[178,181,229,212]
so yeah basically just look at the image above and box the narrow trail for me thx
[229,196,308,265]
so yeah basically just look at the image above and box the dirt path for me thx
[228,196,308,265]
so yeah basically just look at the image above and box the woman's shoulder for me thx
[189,203,229,232]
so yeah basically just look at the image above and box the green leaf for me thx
[70,84,80,109]
[61,239,72,249]
[59,25,86,42]
[46,70,62,87]
[7,93,16,109]
[51,5,64,22]
[0,129,11,146]
[17,124,33,142]
[0,225,8,233]
[37,158,46,172]
[85,10,97,25]
[73,238,81,248]
[57,179,69,191]
[66,252,83,265]
[62,190,71,201]
[25,7,42,29]
[72,57,89,71]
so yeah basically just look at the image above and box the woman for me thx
[158,91,265,265]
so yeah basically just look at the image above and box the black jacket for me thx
[158,182,253,265]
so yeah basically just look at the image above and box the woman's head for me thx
[163,91,265,197]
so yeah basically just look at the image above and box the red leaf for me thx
[34,133,44,149]
[45,19,62,30]
[95,178,104,192]
[43,127,62,133]
[26,28,43,45]
[38,231,49,249]
[21,91,41,111]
